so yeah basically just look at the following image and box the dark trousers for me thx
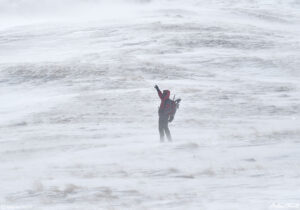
[159,116,172,142]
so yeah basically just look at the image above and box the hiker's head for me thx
[163,90,170,98]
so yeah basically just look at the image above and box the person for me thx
[154,85,176,142]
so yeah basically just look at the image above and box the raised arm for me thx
[154,85,163,99]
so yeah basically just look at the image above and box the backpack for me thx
[163,97,181,117]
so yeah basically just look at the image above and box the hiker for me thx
[154,85,178,142]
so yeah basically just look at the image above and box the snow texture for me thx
[0,0,300,209]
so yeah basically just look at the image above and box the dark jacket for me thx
[156,88,175,118]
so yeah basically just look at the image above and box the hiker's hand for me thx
[154,85,159,89]
[175,98,181,103]
[169,116,174,122]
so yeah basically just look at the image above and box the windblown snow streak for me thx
[0,0,299,209]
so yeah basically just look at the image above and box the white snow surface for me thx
[0,0,300,209]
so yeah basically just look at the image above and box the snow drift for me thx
[0,0,299,209]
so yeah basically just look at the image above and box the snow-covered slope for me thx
[0,0,300,209]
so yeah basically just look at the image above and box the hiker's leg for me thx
[159,117,164,142]
[164,121,172,142]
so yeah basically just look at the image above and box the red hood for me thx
[163,90,170,99]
